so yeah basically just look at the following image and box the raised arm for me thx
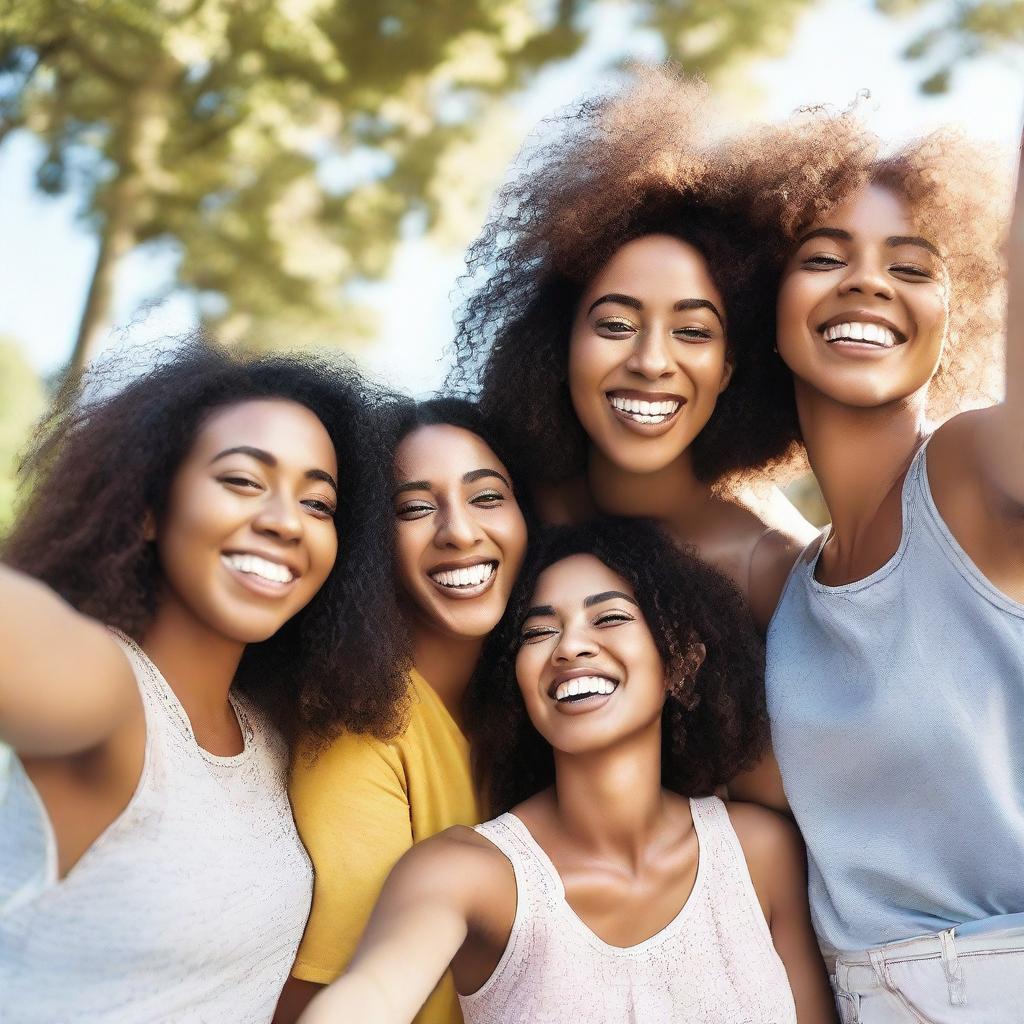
[298,832,492,1024]
[0,564,137,756]
[978,133,1024,505]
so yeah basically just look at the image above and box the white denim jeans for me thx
[833,927,1024,1023]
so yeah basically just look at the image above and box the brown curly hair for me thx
[451,68,800,486]
[467,517,769,816]
[742,103,1013,423]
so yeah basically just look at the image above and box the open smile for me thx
[817,311,907,351]
[548,670,620,715]
[221,551,301,598]
[427,559,498,600]
[606,390,684,434]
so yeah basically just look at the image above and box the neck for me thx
[587,445,713,535]
[796,382,930,543]
[411,622,481,723]
[141,597,244,724]
[550,719,665,866]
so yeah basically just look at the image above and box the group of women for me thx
[1,72,1021,1024]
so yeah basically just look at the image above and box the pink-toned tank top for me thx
[460,796,796,1024]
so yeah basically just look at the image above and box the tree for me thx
[0,339,45,535]
[2,0,830,378]
[875,0,1024,93]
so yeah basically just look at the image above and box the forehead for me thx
[395,424,505,481]
[532,553,633,606]
[813,184,915,237]
[583,234,721,303]
[191,398,336,472]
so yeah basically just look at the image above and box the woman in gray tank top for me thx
[731,113,1024,1022]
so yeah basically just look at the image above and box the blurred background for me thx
[1,0,1022,530]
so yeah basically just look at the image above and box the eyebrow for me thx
[392,467,512,497]
[797,226,941,257]
[522,590,638,620]
[587,293,724,327]
[583,590,638,608]
[209,446,338,491]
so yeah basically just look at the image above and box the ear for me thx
[142,510,157,542]
[718,357,734,395]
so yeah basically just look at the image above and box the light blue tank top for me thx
[767,441,1024,955]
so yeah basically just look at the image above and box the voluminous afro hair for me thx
[467,517,769,816]
[450,67,799,487]
[742,103,1014,423]
[3,338,408,746]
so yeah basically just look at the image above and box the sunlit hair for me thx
[744,104,1013,422]
[468,518,769,815]
[451,67,799,486]
[3,338,407,745]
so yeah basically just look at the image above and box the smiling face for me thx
[568,234,733,475]
[392,424,527,639]
[777,184,950,410]
[515,553,666,755]
[154,398,339,645]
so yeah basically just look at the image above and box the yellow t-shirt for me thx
[290,669,480,1024]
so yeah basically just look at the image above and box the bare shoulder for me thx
[395,825,514,890]
[725,800,804,874]
[747,526,808,633]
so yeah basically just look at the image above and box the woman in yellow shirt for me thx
[276,399,529,1024]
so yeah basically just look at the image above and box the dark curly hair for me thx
[467,517,769,815]
[450,68,799,486]
[743,103,1013,423]
[2,337,408,746]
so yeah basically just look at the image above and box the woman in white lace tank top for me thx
[301,520,836,1024]
[0,343,400,1022]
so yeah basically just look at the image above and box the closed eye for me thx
[396,501,435,520]
[597,318,637,336]
[471,490,505,507]
[891,264,933,279]
[673,327,714,341]
[220,475,262,490]
[595,611,634,626]
[519,625,559,645]
[803,254,845,270]
[302,498,336,518]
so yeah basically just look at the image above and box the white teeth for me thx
[223,553,295,584]
[429,562,496,589]
[554,676,617,702]
[823,321,897,347]
[608,395,681,423]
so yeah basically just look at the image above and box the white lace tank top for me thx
[0,632,313,1023]
[460,796,796,1024]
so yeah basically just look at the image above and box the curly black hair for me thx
[467,517,769,815]
[450,68,799,486]
[2,337,408,746]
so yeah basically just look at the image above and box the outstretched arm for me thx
[0,564,137,756]
[298,832,489,1024]
[979,132,1024,505]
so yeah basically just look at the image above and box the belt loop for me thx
[868,947,891,988]
[939,929,967,1006]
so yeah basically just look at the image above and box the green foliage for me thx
[0,340,45,536]
[876,0,1024,92]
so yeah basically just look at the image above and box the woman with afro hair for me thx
[298,518,837,1024]
[0,339,404,1023]
[731,108,1024,1019]
[452,69,816,632]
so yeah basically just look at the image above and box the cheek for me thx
[568,331,612,396]
[776,272,819,341]
[393,526,427,596]
[306,523,339,588]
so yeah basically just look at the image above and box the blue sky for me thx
[1,0,1021,393]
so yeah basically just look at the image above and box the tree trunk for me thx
[64,68,174,384]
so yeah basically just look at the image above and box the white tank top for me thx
[0,632,313,1023]
[460,796,796,1024]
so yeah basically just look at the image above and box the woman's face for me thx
[155,398,339,645]
[776,184,949,409]
[568,234,733,475]
[393,424,528,639]
[515,553,666,755]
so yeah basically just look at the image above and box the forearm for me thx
[299,970,404,1024]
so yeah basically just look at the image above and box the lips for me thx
[426,559,499,599]
[816,311,907,348]
[606,390,685,432]
[221,551,301,597]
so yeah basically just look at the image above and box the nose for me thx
[552,619,598,664]
[434,501,483,550]
[625,328,675,381]
[253,492,303,544]
[838,257,895,301]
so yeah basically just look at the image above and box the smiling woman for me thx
[296,519,837,1024]
[279,398,530,1024]
[0,339,400,1024]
